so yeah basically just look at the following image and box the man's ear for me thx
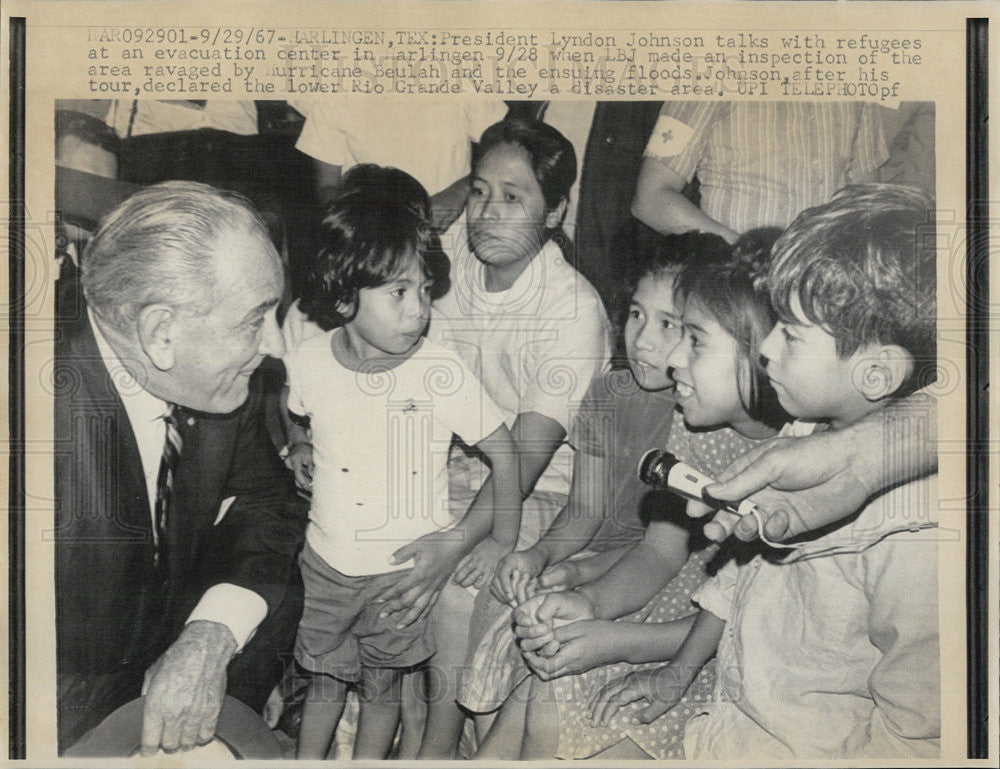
[136,305,178,371]
[856,345,913,402]
[545,198,568,230]
[336,301,355,320]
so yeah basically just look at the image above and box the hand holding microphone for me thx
[638,450,795,549]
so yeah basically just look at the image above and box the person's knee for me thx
[523,679,557,731]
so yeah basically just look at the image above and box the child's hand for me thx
[283,443,314,491]
[536,560,584,593]
[374,531,467,629]
[491,548,547,606]
[512,590,596,655]
[453,537,511,590]
[521,619,620,681]
[588,664,692,727]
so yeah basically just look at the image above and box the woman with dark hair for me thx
[398,117,611,757]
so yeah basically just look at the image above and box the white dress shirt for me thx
[89,313,266,650]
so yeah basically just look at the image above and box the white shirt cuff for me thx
[186,584,268,652]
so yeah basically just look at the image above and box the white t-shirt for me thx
[285,331,506,575]
[291,98,507,195]
[430,231,611,496]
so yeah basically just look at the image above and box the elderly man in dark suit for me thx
[54,181,306,754]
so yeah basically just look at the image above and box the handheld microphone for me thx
[637,449,760,518]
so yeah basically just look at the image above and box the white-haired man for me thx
[54,181,306,755]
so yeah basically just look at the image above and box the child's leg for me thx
[473,677,532,759]
[353,666,403,759]
[519,677,561,760]
[395,668,427,759]
[296,672,349,759]
[417,581,473,758]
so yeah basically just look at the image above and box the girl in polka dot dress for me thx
[511,229,789,760]
[461,229,733,758]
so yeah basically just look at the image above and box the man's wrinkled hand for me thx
[140,620,237,756]
[691,433,875,543]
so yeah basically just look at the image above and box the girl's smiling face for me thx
[624,271,682,392]
[666,298,758,435]
[467,142,562,290]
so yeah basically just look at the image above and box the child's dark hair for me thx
[472,117,577,209]
[676,227,789,429]
[298,164,448,330]
[610,221,731,345]
[768,184,936,397]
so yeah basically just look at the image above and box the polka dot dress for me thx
[551,548,717,759]
[552,421,769,760]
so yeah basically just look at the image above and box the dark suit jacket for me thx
[54,318,305,748]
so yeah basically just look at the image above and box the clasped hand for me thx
[509,590,637,681]
[492,549,586,607]
[140,620,237,755]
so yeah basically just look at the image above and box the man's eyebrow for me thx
[684,321,706,333]
[238,298,279,324]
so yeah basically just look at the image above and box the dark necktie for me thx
[154,404,183,569]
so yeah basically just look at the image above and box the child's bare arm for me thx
[451,423,521,589]
[492,441,611,603]
[536,545,632,594]
[458,412,566,592]
[529,446,611,569]
[510,411,568,499]
[589,609,725,727]
[521,613,699,681]
[576,519,691,620]
[279,384,313,490]
[376,417,547,624]
[475,423,522,546]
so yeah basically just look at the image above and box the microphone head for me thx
[637,449,680,489]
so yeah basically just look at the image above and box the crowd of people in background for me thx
[53,97,940,760]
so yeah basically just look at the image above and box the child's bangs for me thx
[355,220,432,287]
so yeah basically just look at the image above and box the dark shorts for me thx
[295,542,435,680]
